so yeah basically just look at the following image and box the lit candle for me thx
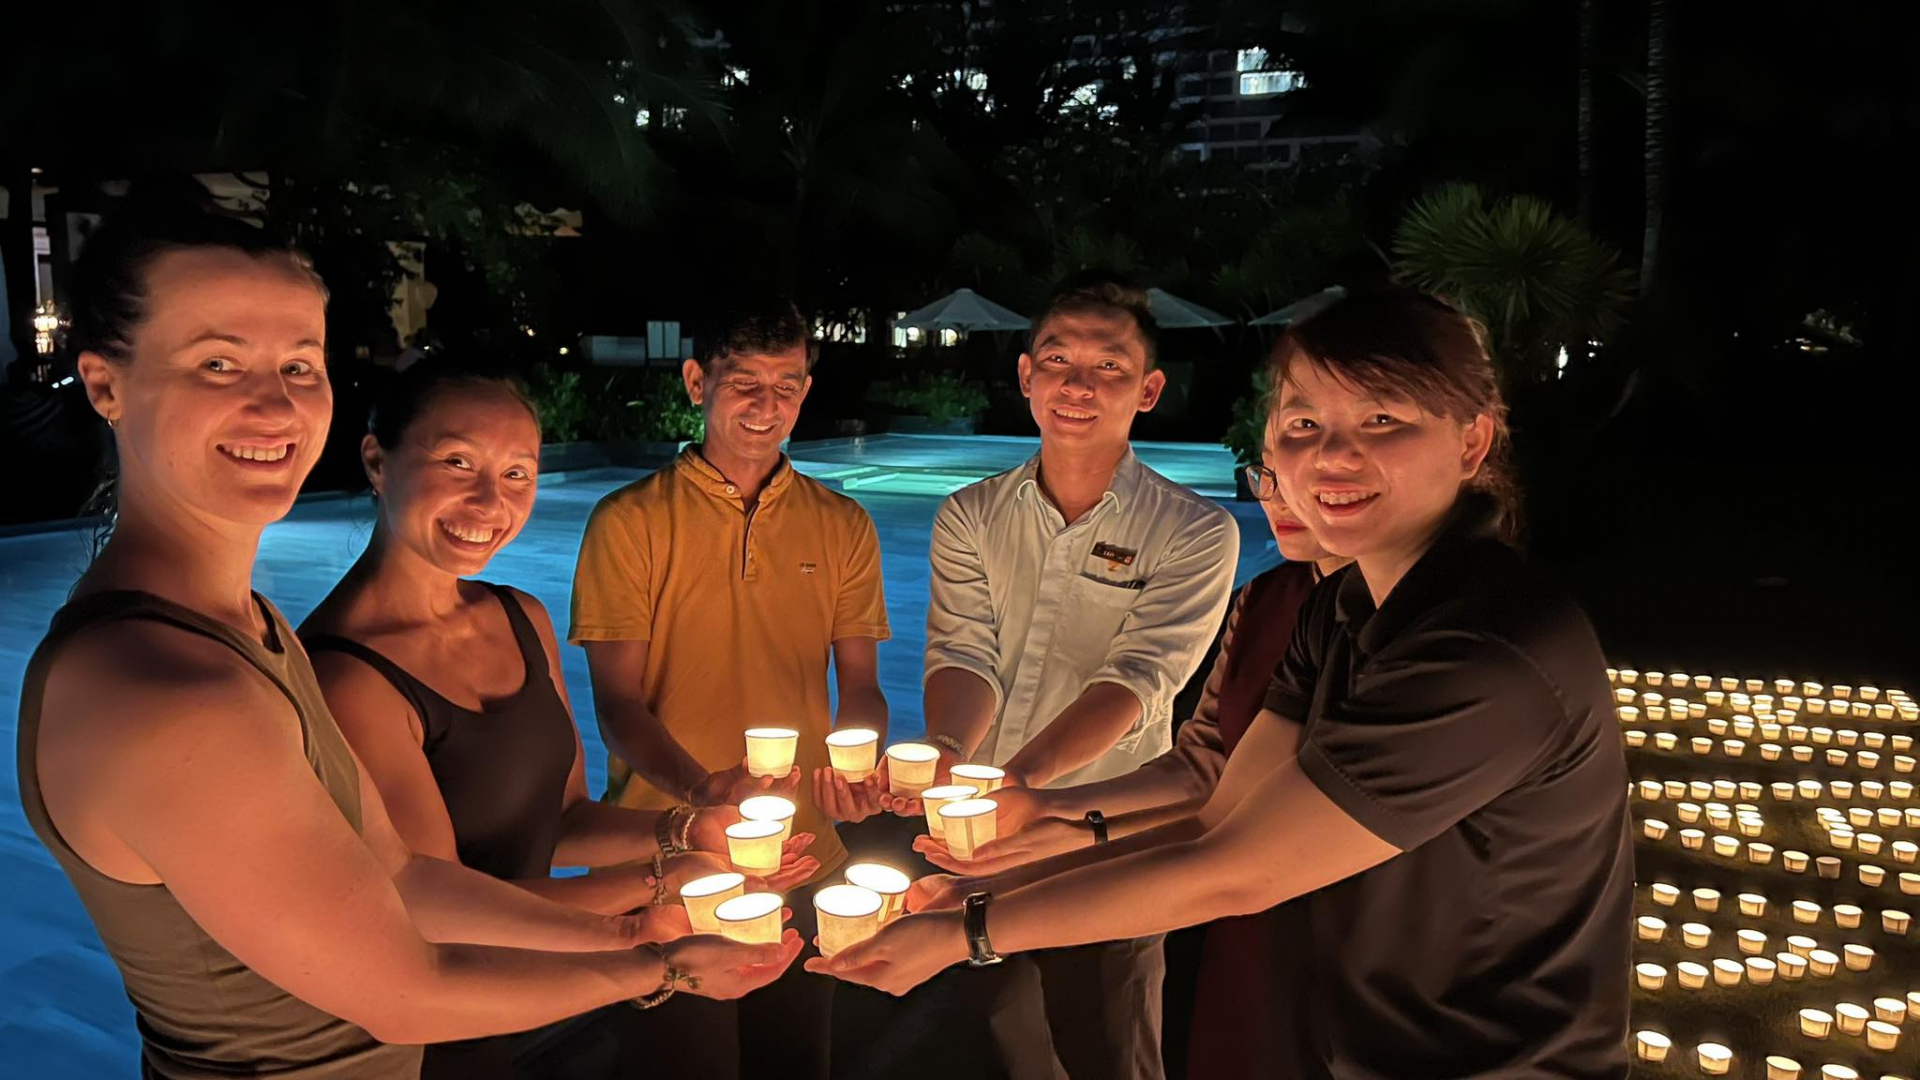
[1655,733,1678,751]
[1675,961,1709,989]
[1634,1030,1671,1063]
[1875,703,1895,720]
[738,795,796,843]
[1776,952,1808,980]
[1803,680,1824,696]
[1707,690,1727,706]
[1748,843,1775,865]
[1738,817,1764,838]
[724,819,785,874]
[1799,1008,1834,1038]
[1911,989,1920,1013]
[1791,724,1813,741]
[1647,672,1666,687]
[1746,956,1777,985]
[813,884,884,959]
[1884,909,1911,934]
[680,871,747,933]
[1678,802,1703,823]
[1666,780,1689,798]
[744,727,800,778]
[1826,749,1850,767]
[1835,684,1854,700]
[1807,948,1839,977]
[1776,678,1797,695]
[1738,781,1763,800]
[1860,865,1886,888]
[1710,959,1742,988]
[1689,780,1714,800]
[1902,872,1920,895]
[1707,717,1728,735]
[1644,691,1666,706]
[918,784,980,840]
[937,798,999,861]
[1694,674,1712,690]
[1851,702,1872,719]
[1623,730,1647,748]
[1834,1002,1869,1035]
[1638,779,1663,800]
[1719,676,1738,691]
[1833,903,1863,928]
[1865,731,1889,749]
[1818,1065,1858,1080]
[884,742,941,796]
[1896,754,1917,774]
[1615,688,1637,704]
[1787,935,1818,957]
[1737,928,1767,954]
[1896,735,1916,751]
[1635,962,1667,990]
[1772,781,1796,800]
[948,763,1005,794]
[1809,699,1827,715]
[1872,996,1907,1023]
[1680,829,1706,850]
[1739,893,1768,916]
[1651,883,1681,906]
[1636,916,1668,942]
[1878,808,1901,828]
[1830,827,1855,850]
[1732,717,1755,737]
[1817,856,1843,879]
[1712,780,1738,801]
[1606,667,1619,684]
[1681,922,1712,948]
[825,728,881,782]
[1696,1042,1733,1075]
[1746,678,1765,693]
[1784,850,1810,873]
[1837,728,1860,746]
[1865,1020,1901,1051]
[1792,900,1822,924]
[713,891,784,945]
[1896,838,1920,863]
[1850,807,1875,827]
[1765,1055,1801,1080]
[844,863,911,924]
[1860,833,1884,855]
[1689,702,1707,718]
[1842,943,1873,971]
[1792,746,1816,763]
[1861,779,1885,798]
[1712,835,1741,858]
[1643,819,1670,841]
[1761,722,1783,739]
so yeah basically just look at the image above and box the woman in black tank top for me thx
[300,363,821,1077]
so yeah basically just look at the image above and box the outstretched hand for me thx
[812,767,887,824]
[803,909,969,996]
[913,815,1084,875]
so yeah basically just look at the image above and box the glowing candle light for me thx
[1865,1020,1900,1051]
[1875,704,1895,720]
[1693,887,1721,912]
[1800,1008,1835,1038]
[1648,672,1666,687]
[1656,733,1679,750]
[1773,781,1797,800]
[1884,909,1911,934]
[1678,801,1703,823]
[825,728,881,782]
[1835,684,1854,700]
[1765,1055,1801,1080]
[1749,843,1776,865]
[1680,829,1706,850]
[1665,780,1689,798]
[1675,961,1709,989]
[1635,962,1667,990]
[1835,1002,1869,1035]
[1827,749,1851,767]
[1713,780,1738,800]
[680,872,747,933]
[1861,865,1886,887]
[1842,943,1873,971]
[1830,778,1854,798]
[1738,928,1767,954]
[1803,681,1824,696]
[1777,678,1798,694]
[725,819,785,874]
[1643,819,1670,840]
[1738,817,1765,838]
[738,795,796,843]
[1878,808,1902,828]
[1860,833,1885,855]
[1634,1031,1671,1063]
[1897,840,1920,864]
[1650,707,1670,722]
[1902,872,1920,895]
[1707,717,1728,734]
[1696,1042,1733,1075]
[1606,667,1619,684]
[1896,735,1916,751]
[1637,916,1668,941]
[1837,728,1860,746]
[743,727,800,778]
[1873,996,1908,1023]
[1861,779,1885,798]
[1645,691,1666,707]
[1739,781,1763,800]
[884,742,941,796]
[1834,904,1864,928]
[813,884,884,959]
[1896,754,1917,774]
[1791,724,1813,741]
[1830,827,1855,851]
[948,763,1005,794]
[1689,702,1708,718]
[1707,807,1734,829]
[1747,678,1767,693]
[1739,893,1768,916]
[1690,781,1714,800]
[918,785,979,840]
[1793,900,1823,924]
[1787,935,1818,957]
[1713,835,1741,857]
[1681,922,1712,948]
[1639,779,1663,800]
[1691,736,1712,755]
[1784,850,1810,873]
[1694,674,1712,690]
[1747,956,1777,985]
[1807,948,1840,977]
[844,863,911,924]
[1707,690,1727,706]
[937,798,998,861]
[1651,882,1681,905]
[1817,1065,1857,1080]
[1850,807,1875,827]
[1776,952,1808,980]
[1615,688,1637,704]
[1851,702,1872,719]
[713,891,784,945]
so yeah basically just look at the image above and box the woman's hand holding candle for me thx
[762,832,822,892]
[811,766,888,824]
[692,756,802,808]
[687,805,744,854]
[913,815,1084,875]
[662,930,806,1000]
[803,909,968,995]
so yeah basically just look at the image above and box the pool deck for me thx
[0,435,1280,1075]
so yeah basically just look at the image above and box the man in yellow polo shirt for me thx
[570,297,889,1080]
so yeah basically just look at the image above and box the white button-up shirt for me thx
[924,450,1239,787]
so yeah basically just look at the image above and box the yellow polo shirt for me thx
[569,448,889,878]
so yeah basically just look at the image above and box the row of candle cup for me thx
[744,727,1004,795]
[1618,705,1917,750]
[1642,827,1920,889]
[1614,688,1919,723]
[1798,1000,1912,1044]
[679,861,916,957]
[1625,732,1919,772]
[1643,882,1913,932]
[1634,1029,1912,1078]
[1639,775,1920,805]
[1607,670,1911,703]
[1636,920,1878,970]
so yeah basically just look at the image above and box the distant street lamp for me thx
[33,304,60,355]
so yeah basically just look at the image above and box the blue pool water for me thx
[0,435,1279,1075]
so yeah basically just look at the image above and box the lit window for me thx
[725,66,750,87]
[634,108,652,129]
[1239,71,1301,96]
[939,328,960,347]
[1236,47,1269,73]
[659,105,687,129]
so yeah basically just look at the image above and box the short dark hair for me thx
[69,205,327,363]
[689,297,817,373]
[1270,286,1522,544]
[368,355,539,451]
[1028,273,1160,368]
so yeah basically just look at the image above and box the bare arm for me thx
[832,636,889,740]
[584,638,714,804]
[1001,681,1144,789]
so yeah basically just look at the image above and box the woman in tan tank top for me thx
[17,206,800,1079]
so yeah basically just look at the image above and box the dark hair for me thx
[1269,286,1522,544]
[69,206,327,364]
[368,356,539,452]
[689,297,818,374]
[1028,273,1161,368]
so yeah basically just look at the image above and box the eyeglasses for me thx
[1242,464,1279,502]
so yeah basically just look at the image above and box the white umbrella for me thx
[1146,287,1235,329]
[1250,285,1347,327]
[895,288,1030,332]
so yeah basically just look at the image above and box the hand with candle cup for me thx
[810,763,888,824]
[903,873,977,913]
[659,928,806,1000]
[803,907,969,996]
[692,754,803,809]
[914,814,1088,875]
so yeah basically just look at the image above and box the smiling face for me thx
[1018,307,1165,453]
[1259,412,1336,565]
[365,380,541,577]
[684,343,812,475]
[1270,357,1493,576]
[76,247,331,532]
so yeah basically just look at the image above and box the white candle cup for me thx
[1830,828,1855,850]
[1651,883,1681,906]
[1738,893,1768,916]
[713,891,785,945]
[1837,727,1860,746]
[1803,680,1825,696]
[1717,676,1737,691]
[1738,781,1763,800]
[1807,948,1839,977]
[1835,684,1854,699]
[738,795,797,844]
[1833,903,1863,928]
[1760,722,1783,739]
[1634,916,1667,942]
[844,862,911,924]
[1696,1042,1733,1075]
[1681,922,1711,948]
[1911,990,1920,1013]
[1905,803,1920,824]
[1784,850,1810,872]
[1737,928,1767,954]
[1748,842,1776,865]
[1872,996,1908,1023]
[1643,819,1670,840]
[1860,865,1886,887]
[1738,817,1764,838]
[1675,961,1709,989]
[1709,959,1742,988]
[1712,835,1741,857]
[1638,779,1663,800]
[1883,909,1911,934]
[1689,702,1708,718]
[1860,833,1883,856]
[813,884,884,959]
[938,798,999,861]
[1896,754,1917,773]
[1895,736,1916,753]
[1776,952,1808,980]
[1875,703,1895,720]
[1842,943,1873,971]
[1878,808,1901,828]
[1793,900,1822,923]
[1635,961,1667,990]
[1655,733,1678,751]
[1792,746,1815,763]
[1678,801,1703,823]
[1665,780,1689,798]
[1679,829,1706,850]
[1772,781,1796,800]
[1746,956,1778,986]
[1692,887,1721,911]
[1865,731,1888,748]
[1694,675,1713,690]
[724,819,785,874]
[1746,678,1766,693]
[1865,1020,1900,1051]
[1808,699,1827,715]
[1634,1030,1671,1063]
[1826,749,1850,767]
[1902,872,1920,895]
[1800,1008,1834,1038]
[1851,701,1872,719]
[948,763,1005,794]
[1786,934,1818,957]
[1765,1055,1800,1080]
[1850,807,1876,827]
[1707,690,1727,706]
[1647,672,1666,686]
[1691,737,1712,755]
[1835,1002,1870,1035]
[1614,687,1637,704]
[1816,856,1842,879]
[1732,718,1755,737]
[744,727,800,778]
[1623,730,1646,748]
[1798,779,1824,799]
[680,872,747,934]
[1764,742,1786,761]
[1606,667,1619,684]
[825,728,881,782]
[918,785,981,840]
[1689,780,1714,800]
[1861,779,1886,798]
[1707,717,1727,735]
[884,742,941,796]
[1818,1065,1857,1080]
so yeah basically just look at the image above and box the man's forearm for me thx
[923,667,998,760]
[553,798,666,870]
[979,812,1208,897]
[835,685,890,745]
[510,861,659,917]
[1003,682,1143,788]
[1022,754,1215,820]
[600,697,710,802]
[394,853,636,952]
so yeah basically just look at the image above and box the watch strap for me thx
[963,892,1002,966]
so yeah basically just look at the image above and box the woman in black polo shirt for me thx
[813,287,1633,1079]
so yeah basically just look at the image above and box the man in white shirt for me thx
[906,276,1239,1080]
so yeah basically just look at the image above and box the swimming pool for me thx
[0,435,1280,1074]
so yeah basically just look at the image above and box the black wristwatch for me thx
[1085,810,1109,845]
[962,892,1002,967]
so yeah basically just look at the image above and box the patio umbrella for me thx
[1250,285,1348,327]
[1145,287,1235,329]
[895,288,1030,331]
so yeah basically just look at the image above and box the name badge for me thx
[1091,541,1137,570]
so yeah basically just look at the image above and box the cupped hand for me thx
[763,832,821,891]
[687,804,742,854]
[630,902,695,943]
[913,816,1084,875]
[803,910,968,996]
[812,766,887,824]
[666,929,804,1000]
[905,872,975,913]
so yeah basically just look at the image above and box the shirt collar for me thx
[1334,493,1509,657]
[1013,447,1142,516]
[673,444,796,508]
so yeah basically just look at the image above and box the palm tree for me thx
[1641,0,1669,292]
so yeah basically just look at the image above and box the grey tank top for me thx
[15,590,422,1079]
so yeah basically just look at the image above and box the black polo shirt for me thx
[1262,519,1632,1079]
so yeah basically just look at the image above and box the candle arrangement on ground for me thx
[1617,668,1918,1078]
